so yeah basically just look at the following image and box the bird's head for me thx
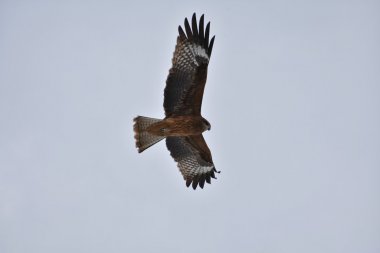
[202,118,211,131]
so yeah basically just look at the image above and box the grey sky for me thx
[1,1,379,252]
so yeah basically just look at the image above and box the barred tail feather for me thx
[133,116,165,153]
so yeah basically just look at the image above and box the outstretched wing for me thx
[164,13,215,117]
[166,135,219,189]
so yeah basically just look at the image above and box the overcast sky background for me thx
[1,0,379,252]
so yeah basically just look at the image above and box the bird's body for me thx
[133,13,219,189]
[144,115,210,137]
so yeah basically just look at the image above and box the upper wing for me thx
[164,13,215,117]
[166,135,219,189]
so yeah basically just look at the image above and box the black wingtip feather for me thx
[186,179,192,187]
[184,18,192,40]
[178,26,187,39]
[192,179,198,190]
[205,175,211,184]
[191,13,198,42]
[199,177,205,189]
[208,36,215,57]
[210,170,216,179]
[199,14,205,42]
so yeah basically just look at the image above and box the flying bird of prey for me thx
[133,13,219,190]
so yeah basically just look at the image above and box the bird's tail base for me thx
[133,116,165,153]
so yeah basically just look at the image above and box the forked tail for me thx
[133,116,165,153]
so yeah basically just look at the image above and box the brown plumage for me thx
[133,13,219,190]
